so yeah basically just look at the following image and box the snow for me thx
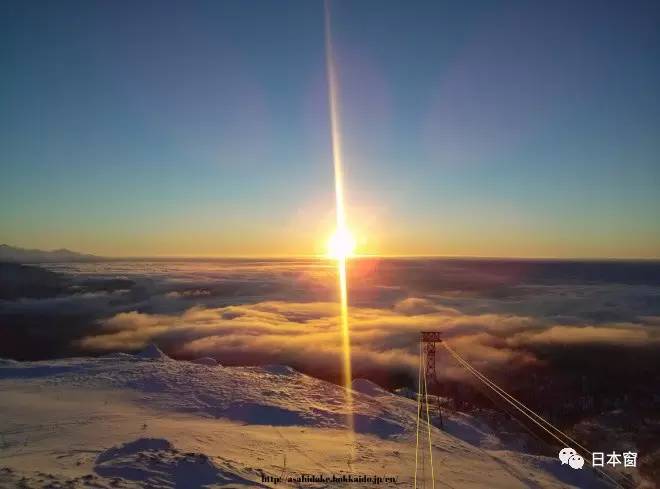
[351,378,390,397]
[262,364,297,376]
[95,438,261,489]
[190,357,219,366]
[0,355,612,488]
[136,343,170,360]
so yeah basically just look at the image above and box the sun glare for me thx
[324,0,355,442]
[327,228,356,260]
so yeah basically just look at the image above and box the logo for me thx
[558,448,584,470]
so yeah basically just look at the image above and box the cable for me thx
[443,343,625,489]
[456,362,556,449]
[415,341,422,489]
[445,345,623,487]
[445,344,596,459]
[447,347,570,444]
[445,343,592,456]
[416,341,439,489]
[423,356,436,489]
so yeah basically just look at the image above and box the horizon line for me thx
[3,244,659,262]
[42,253,660,262]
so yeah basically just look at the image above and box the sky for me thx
[1,0,659,258]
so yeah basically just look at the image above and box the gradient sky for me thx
[2,0,659,258]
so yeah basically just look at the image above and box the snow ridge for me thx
[0,354,612,489]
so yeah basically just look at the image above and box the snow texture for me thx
[0,354,612,488]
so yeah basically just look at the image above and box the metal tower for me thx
[420,331,444,429]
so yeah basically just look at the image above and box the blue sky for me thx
[1,0,659,257]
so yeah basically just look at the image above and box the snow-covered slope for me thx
[0,349,609,488]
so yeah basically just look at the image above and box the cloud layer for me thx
[2,258,660,389]
[78,295,660,385]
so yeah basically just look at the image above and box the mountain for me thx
[0,262,67,300]
[0,352,620,488]
[0,244,99,263]
[136,343,172,360]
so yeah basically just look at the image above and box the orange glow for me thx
[324,0,354,438]
[326,228,356,259]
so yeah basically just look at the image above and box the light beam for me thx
[324,0,354,435]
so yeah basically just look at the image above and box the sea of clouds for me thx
[2,258,659,389]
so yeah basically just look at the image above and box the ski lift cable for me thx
[415,341,423,489]
[456,362,558,447]
[444,344,591,454]
[442,343,625,489]
[444,344,625,489]
[423,357,436,489]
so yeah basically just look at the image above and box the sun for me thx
[327,228,356,259]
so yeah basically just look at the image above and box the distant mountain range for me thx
[0,244,100,263]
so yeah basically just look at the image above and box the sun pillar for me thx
[324,0,354,435]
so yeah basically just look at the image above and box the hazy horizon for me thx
[4,242,660,261]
